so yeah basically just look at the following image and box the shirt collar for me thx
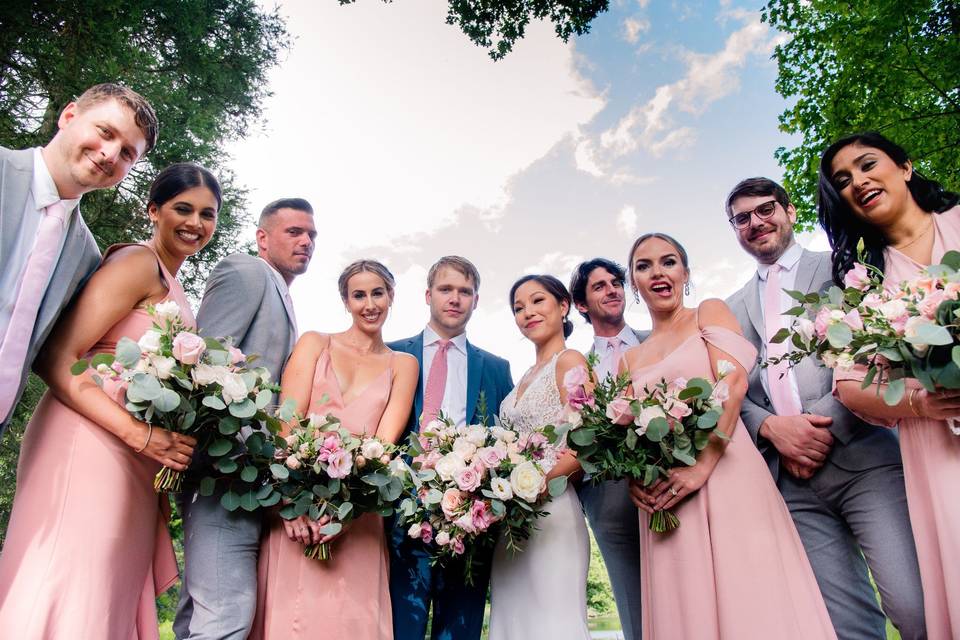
[257,256,290,294]
[424,325,467,354]
[32,147,80,217]
[593,324,640,351]
[757,242,803,281]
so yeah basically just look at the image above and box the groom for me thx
[174,198,316,640]
[569,258,645,640]
[387,256,513,640]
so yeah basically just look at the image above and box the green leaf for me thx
[906,323,952,347]
[826,323,853,349]
[204,337,227,351]
[208,438,234,457]
[860,366,878,390]
[693,430,712,450]
[953,345,960,370]
[228,398,257,419]
[70,359,90,375]
[785,289,808,302]
[569,428,596,446]
[320,522,342,536]
[198,476,216,496]
[218,416,240,435]
[672,448,696,465]
[625,427,638,450]
[216,459,238,474]
[644,417,669,442]
[220,491,241,511]
[338,502,354,520]
[259,492,281,508]
[256,388,272,409]
[770,327,791,344]
[115,337,142,368]
[547,475,567,497]
[883,378,906,406]
[203,396,227,410]
[90,353,115,369]
[240,465,258,482]
[697,410,719,429]
[270,463,290,479]
[153,388,181,413]
[239,491,259,512]
[941,250,960,271]
[127,373,163,402]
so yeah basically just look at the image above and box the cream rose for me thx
[435,453,467,482]
[452,438,478,462]
[360,438,385,459]
[490,476,514,500]
[150,355,177,380]
[509,460,546,502]
[152,300,182,324]
[220,372,249,404]
[138,329,162,354]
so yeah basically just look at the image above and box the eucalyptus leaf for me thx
[218,416,240,435]
[199,476,216,497]
[644,417,669,442]
[220,491,241,511]
[425,489,443,505]
[216,459,238,474]
[270,463,290,479]
[320,522,342,536]
[115,337,142,367]
[673,448,696,465]
[256,388,272,409]
[338,502,354,520]
[239,491,259,512]
[202,396,227,410]
[569,428,596,446]
[258,492,281,507]
[883,378,906,406]
[208,438,234,457]
[826,323,853,349]
[697,410,719,429]
[906,323,952,347]
[128,373,163,402]
[547,476,567,497]
[228,398,257,419]
[240,465,258,482]
[153,388,181,413]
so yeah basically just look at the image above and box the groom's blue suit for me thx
[387,332,513,640]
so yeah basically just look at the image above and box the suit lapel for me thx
[465,341,484,425]
[743,272,765,341]
[795,249,820,297]
[410,332,425,425]
[262,262,297,350]
[0,149,33,264]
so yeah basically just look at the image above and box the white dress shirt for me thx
[422,325,468,427]
[592,324,641,381]
[258,257,297,337]
[757,241,804,412]
[0,148,79,345]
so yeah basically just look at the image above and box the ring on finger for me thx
[669,487,679,496]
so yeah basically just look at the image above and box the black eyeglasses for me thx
[728,200,778,229]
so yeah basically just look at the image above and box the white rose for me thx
[564,408,583,428]
[820,351,839,368]
[452,437,478,462]
[423,419,446,434]
[716,359,736,377]
[509,460,546,502]
[192,363,222,387]
[490,476,514,500]
[134,357,153,374]
[221,372,249,404]
[904,315,935,346]
[794,317,815,343]
[880,299,908,322]
[152,300,181,324]
[435,453,466,482]
[361,438,385,459]
[634,405,666,435]
[138,329,162,354]
[407,523,422,539]
[150,355,176,380]
[465,425,488,447]
[436,530,451,546]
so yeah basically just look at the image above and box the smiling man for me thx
[387,255,513,640]
[0,83,157,434]
[724,177,925,640]
[175,198,316,640]
[569,257,646,640]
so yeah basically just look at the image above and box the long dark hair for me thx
[818,132,959,285]
[509,274,574,338]
[148,162,222,211]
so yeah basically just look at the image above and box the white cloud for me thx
[617,205,638,236]
[522,251,587,276]
[622,16,651,44]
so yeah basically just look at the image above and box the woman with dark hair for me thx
[821,132,960,639]
[624,233,836,639]
[487,274,592,639]
[251,259,418,640]
[0,163,221,637]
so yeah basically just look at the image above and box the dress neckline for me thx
[629,331,702,375]
[513,351,562,407]
[320,348,392,408]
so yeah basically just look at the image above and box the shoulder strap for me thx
[102,242,170,290]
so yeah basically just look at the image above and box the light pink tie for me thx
[604,337,622,380]
[764,264,801,416]
[421,339,451,426]
[283,290,298,337]
[0,202,68,420]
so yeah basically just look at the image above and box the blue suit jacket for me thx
[387,332,513,437]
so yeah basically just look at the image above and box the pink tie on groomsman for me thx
[421,339,451,427]
[764,263,802,416]
[0,202,68,420]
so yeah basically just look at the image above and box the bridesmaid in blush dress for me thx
[624,233,837,640]
[820,132,960,640]
[0,164,221,639]
[251,260,418,640]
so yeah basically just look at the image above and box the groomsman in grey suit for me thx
[174,198,316,640]
[0,83,157,435]
[724,177,925,640]
[569,258,645,640]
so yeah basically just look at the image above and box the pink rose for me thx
[455,466,482,492]
[605,397,634,426]
[664,397,692,420]
[441,488,466,519]
[843,309,864,331]
[814,306,833,339]
[913,276,936,295]
[944,282,960,300]
[566,385,595,411]
[451,536,465,555]
[415,450,442,470]
[419,522,434,544]
[326,449,353,478]
[563,365,588,392]
[172,332,206,365]
[843,263,871,291]
[228,346,245,365]
[453,511,477,534]
[669,377,688,393]
[526,432,548,449]
[470,500,498,532]
[476,446,504,469]
[918,290,947,319]
[861,293,884,310]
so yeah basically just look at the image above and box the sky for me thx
[228,0,829,380]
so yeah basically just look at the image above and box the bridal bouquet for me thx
[769,249,960,432]
[395,410,568,582]
[72,301,281,495]
[266,405,402,560]
[561,356,733,532]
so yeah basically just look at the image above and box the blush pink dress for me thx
[630,324,837,640]
[251,347,393,640]
[834,206,960,640]
[0,244,185,639]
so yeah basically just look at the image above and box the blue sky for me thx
[228,0,826,378]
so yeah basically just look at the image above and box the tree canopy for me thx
[764,0,960,229]
[0,0,290,294]
[339,0,610,60]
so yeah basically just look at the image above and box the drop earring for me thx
[684,282,690,296]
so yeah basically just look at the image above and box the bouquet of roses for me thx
[394,410,568,582]
[560,356,734,532]
[769,248,960,432]
[266,403,402,560]
[72,301,281,495]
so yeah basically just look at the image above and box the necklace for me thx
[892,218,934,251]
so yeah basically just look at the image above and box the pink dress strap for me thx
[699,325,758,375]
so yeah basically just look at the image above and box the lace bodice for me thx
[499,351,565,435]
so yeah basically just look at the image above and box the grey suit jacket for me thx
[196,253,297,387]
[0,146,101,433]
[726,248,901,477]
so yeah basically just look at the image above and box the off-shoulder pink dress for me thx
[630,325,837,640]
[834,206,960,640]
[0,244,184,639]
[251,348,393,640]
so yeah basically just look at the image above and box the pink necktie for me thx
[421,339,451,426]
[0,202,68,420]
[764,264,801,416]
[283,290,298,337]
[604,337,622,380]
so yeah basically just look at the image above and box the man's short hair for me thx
[75,83,158,155]
[427,256,481,291]
[258,198,314,228]
[724,177,791,217]
[569,258,626,324]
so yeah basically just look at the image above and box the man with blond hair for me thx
[0,83,157,434]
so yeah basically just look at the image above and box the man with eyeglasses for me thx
[723,177,924,640]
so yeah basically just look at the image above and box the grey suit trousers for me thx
[173,490,262,640]
[577,479,642,640]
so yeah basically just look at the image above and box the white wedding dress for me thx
[489,351,592,640]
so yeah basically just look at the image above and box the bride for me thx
[488,274,592,640]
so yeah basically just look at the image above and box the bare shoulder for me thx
[697,298,742,333]
[100,244,156,272]
[557,348,588,369]
[294,331,331,354]
[392,351,420,371]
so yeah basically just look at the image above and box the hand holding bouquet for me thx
[266,404,401,560]
[73,301,280,493]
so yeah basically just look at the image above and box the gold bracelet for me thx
[907,389,921,417]
[134,423,153,453]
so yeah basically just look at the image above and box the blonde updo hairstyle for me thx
[337,259,396,302]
